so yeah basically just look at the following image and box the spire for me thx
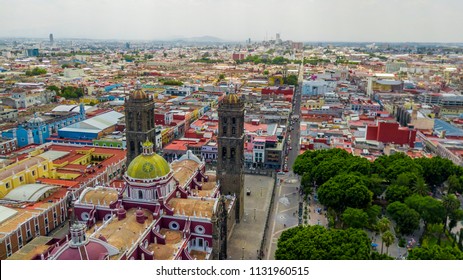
[69,222,88,248]
[142,138,154,155]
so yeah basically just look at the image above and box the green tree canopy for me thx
[408,245,463,260]
[318,173,372,213]
[275,226,371,260]
[387,201,420,235]
[59,86,84,99]
[405,195,445,226]
[25,67,47,76]
[385,184,412,203]
[415,157,459,187]
[283,75,298,86]
[341,208,369,229]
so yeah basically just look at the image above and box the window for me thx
[232,118,236,124]
[43,165,47,170]
[5,182,10,189]
[81,212,89,221]
[231,148,236,160]
[19,176,24,182]
[169,221,180,230]
[6,243,12,257]
[18,235,23,249]
[195,225,205,234]
[232,127,236,135]
[222,147,227,158]
[138,190,143,199]
[32,170,36,176]
[35,221,39,236]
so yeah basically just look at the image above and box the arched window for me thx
[230,148,235,161]
[138,190,143,199]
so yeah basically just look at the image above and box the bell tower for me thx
[217,93,245,222]
[125,81,156,163]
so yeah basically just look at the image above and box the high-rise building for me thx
[49,33,54,44]
[217,93,245,222]
[124,82,156,163]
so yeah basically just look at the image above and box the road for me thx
[264,62,307,259]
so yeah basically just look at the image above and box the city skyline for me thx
[1,0,462,43]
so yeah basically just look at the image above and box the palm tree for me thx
[382,230,395,255]
[377,217,391,254]
[442,194,460,233]
[412,177,429,196]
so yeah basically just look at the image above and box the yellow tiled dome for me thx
[131,88,148,99]
[223,93,240,104]
[126,153,170,179]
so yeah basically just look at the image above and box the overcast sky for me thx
[1,0,462,42]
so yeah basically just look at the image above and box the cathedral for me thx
[16,86,240,260]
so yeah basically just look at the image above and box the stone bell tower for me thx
[217,93,245,222]
[125,81,156,163]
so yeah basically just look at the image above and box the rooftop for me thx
[168,197,214,218]
[4,183,59,202]
[80,187,118,206]
[171,159,201,187]
[96,208,153,259]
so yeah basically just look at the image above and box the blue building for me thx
[2,104,86,148]
[57,110,124,140]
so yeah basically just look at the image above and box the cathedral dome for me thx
[222,93,240,104]
[131,88,148,99]
[131,81,148,100]
[126,141,170,179]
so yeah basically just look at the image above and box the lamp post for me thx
[254,208,256,220]
[241,247,245,260]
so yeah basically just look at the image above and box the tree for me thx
[46,85,60,94]
[382,230,395,255]
[377,217,391,233]
[408,245,463,260]
[415,157,458,187]
[283,75,298,86]
[25,67,47,76]
[275,226,372,260]
[59,86,84,99]
[405,195,445,228]
[394,172,419,188]
[385,184,411,203]
[341,208,369,229]
[366,174,386,198]
[263,70,269,75]
[365,205,382,226]
[387,202,420,235]
[442,194,462,233]
[318,173,372,214]
[218,74,225,80]
[377,217,391,253]
[447,174,463,194]
[411,177,430,196]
